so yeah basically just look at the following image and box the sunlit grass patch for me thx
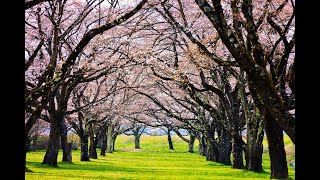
[26,135,295,179]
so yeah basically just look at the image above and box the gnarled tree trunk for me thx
[231,131,245,169]
[204,124,219,162]
[265,110,288,179]
[42,112,62,166]
[248,81,288,177]
[61,115,72,162]
[218,127,231,165]
[198,134,207,156]
[246,111,264,172]
[188,134,195,153]
[206,138,219,162]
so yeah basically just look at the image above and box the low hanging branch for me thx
[25,0,53,10]
[25,39,44,71]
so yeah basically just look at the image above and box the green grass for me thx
[26,135,295,179]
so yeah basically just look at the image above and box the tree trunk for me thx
[247,71,295,143]
[218,128,231,165]
[198,134,207,156]
[134,129,141,149]
[80,135,90,161]
[167,129,174,150]
[89,123,98,159]
[61,115,72,162]
[107,124,114,153]
[265,110,288,179]
[133,126,143,149]
[188,134,195,153]
[204,124,219,162]
[41,25,62,167]
[231,132,245,169]
[246,110,264,172]
[89,139,98,159]
[100,125,107,156]
[240,73,264,172]
[112,133,118,152]
[42,117,61,166]
[206,138,219,162]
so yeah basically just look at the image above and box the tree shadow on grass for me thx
[25,167,33,173]
[26,161,137,173]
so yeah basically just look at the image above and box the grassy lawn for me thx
[26,135,295,179]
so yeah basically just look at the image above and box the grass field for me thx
[26,135,295,179]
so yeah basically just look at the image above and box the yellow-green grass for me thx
[26,135,295,179]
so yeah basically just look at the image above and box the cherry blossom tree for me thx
[148,0,294,178]
[25,0,149,167]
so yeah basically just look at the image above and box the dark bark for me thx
[167,129,174,150]
[239,71,264,172]
[80,136,90,161]
[218,128,231,165]
[174,129,194,153]
[206,138,219,162]
[188,134,195,153]
[246,112,264,172]
[72,111,90,161]
[134,130,141,149]
[89,140,98,159]
[287,61,295,94]
[191,0,295,144]
[88,123,98,159]
[247,71,294,144]
[100,125,107,156]
[25,95,49,144]
[248,81,287,176]
[42,113,61,166]
[112,133,118,152]
[174,129,190,143]
[204,124,219,162]
[231,132,245,169]
[265,110,288,179]
[61,116,72,162]
[25,39,44,71]
[25,0,52,10]
[31,21,60,166]
[198,134,207,156]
